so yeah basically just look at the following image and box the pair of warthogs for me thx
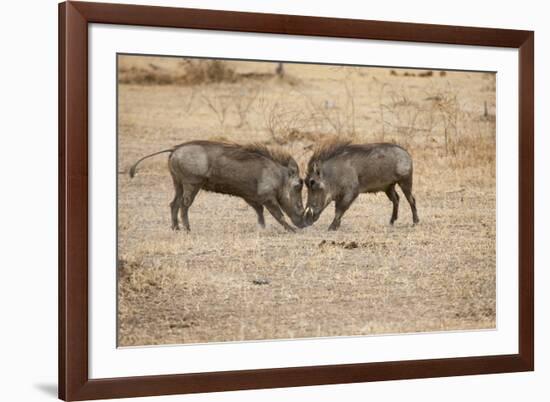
[129,140,419,232]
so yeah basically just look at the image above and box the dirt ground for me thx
[117,55,496,346]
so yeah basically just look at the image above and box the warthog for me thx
[304,141,419,230]
[129,141,306,232]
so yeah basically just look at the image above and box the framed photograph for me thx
[59,1,534,400]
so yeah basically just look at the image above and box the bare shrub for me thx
[178,86,198,117]
[259,95,312,145]
[425,89,460,155]
[418,70,434,78]
[118,66,179,85]
[118,59,238,86]
[377,81,495,166]
[200,91,232,133]
[181,59,237,85]
[233,85,260,128]
[379,89,423,145]
[297,74,359,139]
[118,58,300,87]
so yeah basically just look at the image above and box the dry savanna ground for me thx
[117,55,496,346]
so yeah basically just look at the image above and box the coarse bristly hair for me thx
[239,143,297,168]
[307,140,356,173]
[307,140,403,174]
[183,140,297,168]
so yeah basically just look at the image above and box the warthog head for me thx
[304,162,332,226]
[278,160,307,228]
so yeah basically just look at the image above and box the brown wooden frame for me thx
[59,1,534,400]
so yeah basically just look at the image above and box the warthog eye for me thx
[308,179,316,188]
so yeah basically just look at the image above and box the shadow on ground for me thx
[34,383,57,398]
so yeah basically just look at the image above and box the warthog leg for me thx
[170,177,183,231]
[245,200,265,228]
[180,184,200,231]
[385,183,400,225]
[264,200,296,233]
[328,191,358,231]
[398,176,419,224]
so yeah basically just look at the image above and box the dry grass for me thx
[117,55,496,346]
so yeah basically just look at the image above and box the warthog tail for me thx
[129,148,174,178]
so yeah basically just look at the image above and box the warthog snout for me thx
[291,214,307,228]
[303,206,320,227]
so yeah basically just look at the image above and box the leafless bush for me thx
[379,87,424,145]
[118,66,179,85]
[378,82,495,163]
[425,90,460,155]
[259,96,312,144]
[233,86,260,128]
[118,59,238,86]
[180,59,237,85]
[178,86,198,116]
[297,74,359,139]
[118,58,299,87]
[200,92,232,133]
